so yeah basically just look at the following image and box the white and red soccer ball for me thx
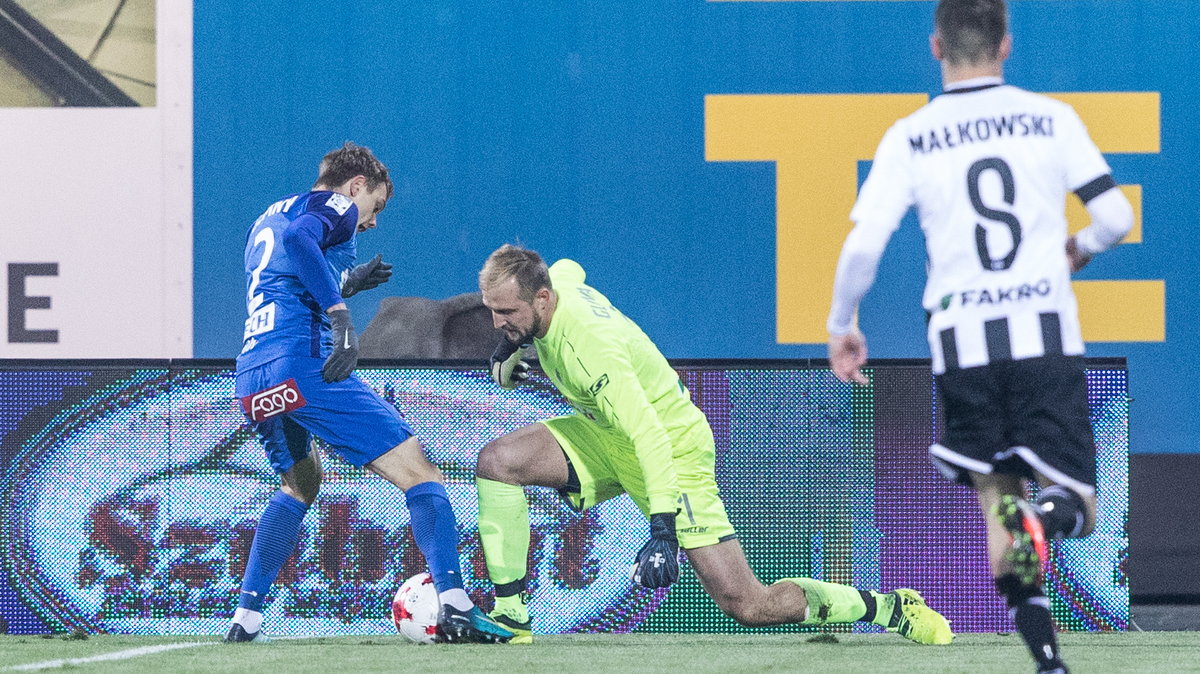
[391,572,439,644]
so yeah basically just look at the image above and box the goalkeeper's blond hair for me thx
[479,244,552,302]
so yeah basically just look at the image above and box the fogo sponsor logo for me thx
[241,379,306,422]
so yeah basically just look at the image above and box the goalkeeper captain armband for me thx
[489,339,530,390]
[630,512,680,589]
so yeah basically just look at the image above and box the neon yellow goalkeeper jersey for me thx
[534,259,708,515]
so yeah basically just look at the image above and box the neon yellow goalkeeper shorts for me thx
[540,414,737,549]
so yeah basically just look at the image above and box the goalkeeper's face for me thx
[482,277,551,344]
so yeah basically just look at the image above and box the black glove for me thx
[341,253,393,298]
[489,339,530,390]
[631,512,679,589]
[322,309,359,382]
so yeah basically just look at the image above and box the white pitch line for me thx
[5,634,329,671]
[6,641,215,671]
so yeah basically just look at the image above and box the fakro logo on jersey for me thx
[240,379,307,422]
[954,278,1052,309]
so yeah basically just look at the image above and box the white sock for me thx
[439,588,473,611]
[233,608,263,633]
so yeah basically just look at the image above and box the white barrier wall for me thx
[0,2,191,357]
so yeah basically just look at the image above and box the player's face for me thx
[482,277,546,344]
[352,183,389,233]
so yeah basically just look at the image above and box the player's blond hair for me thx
[479,244,552,301]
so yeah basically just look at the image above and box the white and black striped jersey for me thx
[831,77,1131,373]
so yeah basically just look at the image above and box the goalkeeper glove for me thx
[322,309,359,382]
[341,253,393,298]
[631,512,679,589]
[489,339,530,390]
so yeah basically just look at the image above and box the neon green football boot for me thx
[883,589,954,645]
[489,594,533,645]
[995,494,1050,587]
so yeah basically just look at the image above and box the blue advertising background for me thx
[194,1,1198,455]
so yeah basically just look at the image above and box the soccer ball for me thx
[391,572,440,644]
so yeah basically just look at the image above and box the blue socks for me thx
[238,491,309,612]
[405,481,465,593]
[235,482,464,618]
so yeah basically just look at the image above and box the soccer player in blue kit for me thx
[225,142,512,644]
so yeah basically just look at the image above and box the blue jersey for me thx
[236,190,360,370]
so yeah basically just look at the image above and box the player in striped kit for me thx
[826,2,1133,672]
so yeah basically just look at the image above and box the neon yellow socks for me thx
[476,478,530,596]
[784,577,888,626]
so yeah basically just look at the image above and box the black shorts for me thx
[929,355,1096,493]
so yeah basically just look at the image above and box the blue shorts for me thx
[235,357,414,473]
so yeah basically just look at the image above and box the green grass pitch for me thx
[2,633,1198,673]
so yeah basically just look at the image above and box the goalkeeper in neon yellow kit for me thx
[475,244,953,645]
